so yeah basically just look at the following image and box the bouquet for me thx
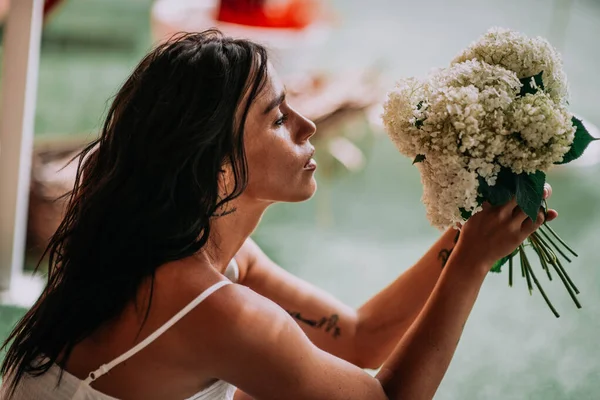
[382,28,598,317]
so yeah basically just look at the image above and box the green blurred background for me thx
[1,0,599,398]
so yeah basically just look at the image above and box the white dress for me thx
[0,260,241,400]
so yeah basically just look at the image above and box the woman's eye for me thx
[274,113,288,127]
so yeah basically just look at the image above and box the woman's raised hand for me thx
[457,183,558,272]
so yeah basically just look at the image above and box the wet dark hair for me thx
[1,29,269,392]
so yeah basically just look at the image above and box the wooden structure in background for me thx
[0,0,45,304]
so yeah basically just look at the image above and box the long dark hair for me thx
[1,30,268,392]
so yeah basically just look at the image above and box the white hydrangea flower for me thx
[382,29,575,229]
[382,77,430,158]
[499,92,575,173]
[418,155,482,228]
[452,27,568,104]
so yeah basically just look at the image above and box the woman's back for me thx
[1,258,240,400]
[2,366,235,400]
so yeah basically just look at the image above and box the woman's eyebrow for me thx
[263,91,286,115]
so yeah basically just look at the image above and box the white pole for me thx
[0,0,44,293]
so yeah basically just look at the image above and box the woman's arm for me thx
[354,227,459,368]
[193,199,550,399]
[238,187,555,370]
[375,244,486,399]
[229,232,463,400]
[239,228,459,369]
[189,199,550,399]
[238,238,360,364]
[190,249,486,400]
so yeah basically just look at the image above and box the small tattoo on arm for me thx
[439,230,461,269]
[288,311,342,338]
[438,249,452,268]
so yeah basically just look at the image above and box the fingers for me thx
[543,183,553,200]
[511,203,528,221]
[480,184,557,230]
[498,198,518,220]
[521,208,546,232]
[496,198,529,229]
[508,181,552,225]
[474,182,557,243]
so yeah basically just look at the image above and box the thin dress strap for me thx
[84,280,232,384]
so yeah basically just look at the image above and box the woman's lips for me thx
[303,147,316,170]
[303,158,317,170]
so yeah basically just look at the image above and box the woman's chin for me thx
[288,179,318,202]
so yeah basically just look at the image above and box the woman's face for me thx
[239,64,317,204]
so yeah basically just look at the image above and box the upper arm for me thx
[236,238,361,364]
[196,285,387,400]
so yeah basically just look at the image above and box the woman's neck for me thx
[198,197,270,274]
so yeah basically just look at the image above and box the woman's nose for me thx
[296,112,317,142]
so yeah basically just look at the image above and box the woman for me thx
[0,30,557,400]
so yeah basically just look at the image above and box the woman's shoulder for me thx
[171,276,271,342]
[64,261,244,395]
[173,280,305,376]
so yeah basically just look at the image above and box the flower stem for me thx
[552,260,582,309]
[535,231,580,295]
[509,252,514,287]
[520,245,533,295]
[542,223,579,258]
[538,226,572,263]
[529,235,552,281]
[554,255,581,296]
[534,236,582,309]
[522,248,560,317]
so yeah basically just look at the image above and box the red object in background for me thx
[217,0,319,29]
[44,0,63,18]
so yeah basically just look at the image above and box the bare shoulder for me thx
[175,282,291,356]
[176,283,385,400]
[175,283,305,389]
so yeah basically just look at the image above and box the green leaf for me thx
[519,71,544,97]
[478,170,515,206]
[487,183,513,206]
[476,195,485,207]
[415,101,426,128]
[533,71,544,90]
[490,257,507,273]
[477,167,516,206]
[412,154,426,164]
[556,117,599,164]
[515,171,546,222]
[459,207,472,220]
[496,166,517,192]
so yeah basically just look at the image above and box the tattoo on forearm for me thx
[439,230,461,269]
[438,249,452,268]
[288,311,342,338]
